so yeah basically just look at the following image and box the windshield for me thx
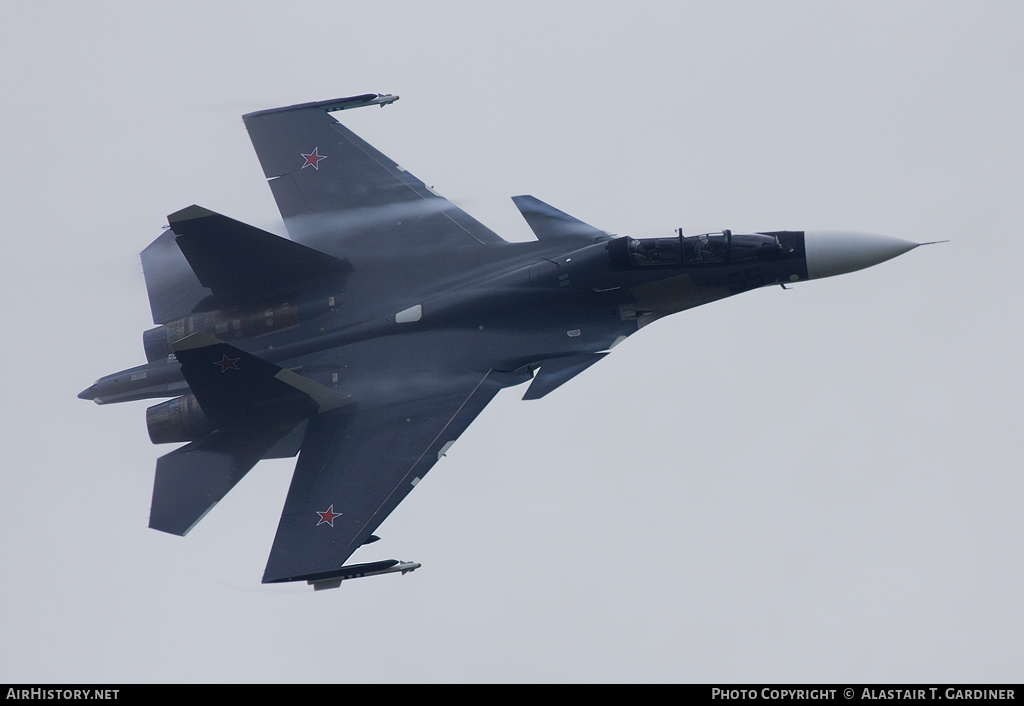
[628,230,731,266]
[624,230,784,267]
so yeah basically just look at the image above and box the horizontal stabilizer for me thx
[522,352,609,400]
[172,333,351,430]
[512,195,610,242]
[168,205,350,298]
[151,335,353,536]
[150,429,274,536]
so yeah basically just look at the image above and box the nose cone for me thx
[78,383,99,401]
[804,230,919,280]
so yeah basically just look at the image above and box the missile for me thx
[307,559,421,591]
[370,93,400,107]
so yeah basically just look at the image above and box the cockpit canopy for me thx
[625,230,783,266]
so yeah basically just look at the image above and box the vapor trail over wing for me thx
[242,95,505,253]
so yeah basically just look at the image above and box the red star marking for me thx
[301,147,326,170]
[214,354,240,372]
[316,505,342,527]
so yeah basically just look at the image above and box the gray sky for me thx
[2,0,1022,683]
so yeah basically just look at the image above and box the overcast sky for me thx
[2,0,1022,684]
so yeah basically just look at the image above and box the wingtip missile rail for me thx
[305,560,422,591]
[242,93,399,120]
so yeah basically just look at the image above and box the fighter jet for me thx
[80,93,930,589]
